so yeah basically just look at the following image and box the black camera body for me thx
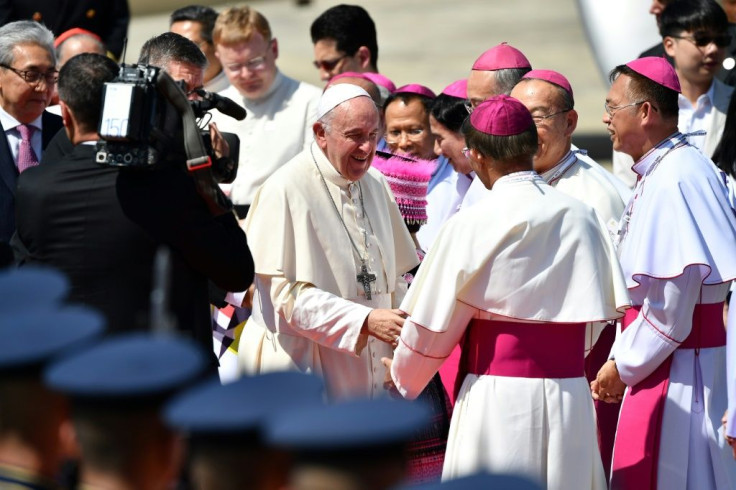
[94,63,245,215]
[96,64,166,167]
[95,64,243,180]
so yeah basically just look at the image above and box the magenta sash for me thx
[610,302,725,490]
[585,323,620,481]
[464,319,586,378]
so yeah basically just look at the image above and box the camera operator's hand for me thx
[209,122,230,159]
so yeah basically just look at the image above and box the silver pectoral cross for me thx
[357,262,376,300]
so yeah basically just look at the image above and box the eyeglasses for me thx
[603,100,646,118]
[531,109,571,125]
[224,40,273,74]
[670,32,732,48]
[384,128,426,143]
[313,54,348,72]
[0,64,58,85]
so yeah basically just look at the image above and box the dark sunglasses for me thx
[313,54,348,71]
[671,31,732,48]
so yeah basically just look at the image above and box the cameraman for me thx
[139,32,236,185]
[12,53,254,355]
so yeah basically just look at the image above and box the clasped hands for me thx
[361,308,406,397]
[590,359,627,403]
[362,308,406,348]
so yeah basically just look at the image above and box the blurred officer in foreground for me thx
[45,333,208,490]
[166,372,325,490]
[266,398,431,490]
[0,304,104,489]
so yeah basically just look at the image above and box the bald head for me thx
[57,34,106,67]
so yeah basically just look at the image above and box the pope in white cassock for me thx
[384,94,630,489]
[238,84,418,401]
[593,58,736,490]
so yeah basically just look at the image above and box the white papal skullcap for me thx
[317,84,372,119]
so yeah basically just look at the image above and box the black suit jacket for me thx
[0,111,63,242]
[0,0,130,59]
[13,143,254,351]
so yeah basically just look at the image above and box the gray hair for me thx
[494,67,531,95]
[317,108,338,134]
[0,21,55,67]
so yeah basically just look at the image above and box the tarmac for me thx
[126,0,654,162]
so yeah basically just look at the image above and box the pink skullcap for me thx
[54,28,101,48]
[371,150,434,225]
[395,84,436,99]
[470,94,534,136]
[522,69,573,100]
[363,72,396,93]
[472,42,531,71]
[626,57,681,93]
[441,79,467,99]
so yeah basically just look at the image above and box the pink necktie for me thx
[17,124,39,173]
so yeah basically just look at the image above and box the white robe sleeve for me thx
[263,274,372,356]
[391,301,476,400]
[612,266,703,386]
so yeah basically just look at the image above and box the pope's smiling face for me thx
[314,96,380,182]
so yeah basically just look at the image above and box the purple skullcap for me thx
[470,94,534,136]
[625,57,681,93]
[522,69,573,100]
[363,72,397,93]
[395,84,436,98]
[472,42,531,71]
[441,79,468,99]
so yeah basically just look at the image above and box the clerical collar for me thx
[311,141,354,188]
[540,150,577,185]
[494,170,541,188]
[632,131,687,178]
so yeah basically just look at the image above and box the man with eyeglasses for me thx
[511,69,629,482]
[593,57,736,489]
[641,0,736,86]
[0,20,63,244]
[310,5,379,84]
[510,71,627,229]
[170,5,230,93]
[460,43,532,211]
[614,0,734,188]
[209,6,320,220]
